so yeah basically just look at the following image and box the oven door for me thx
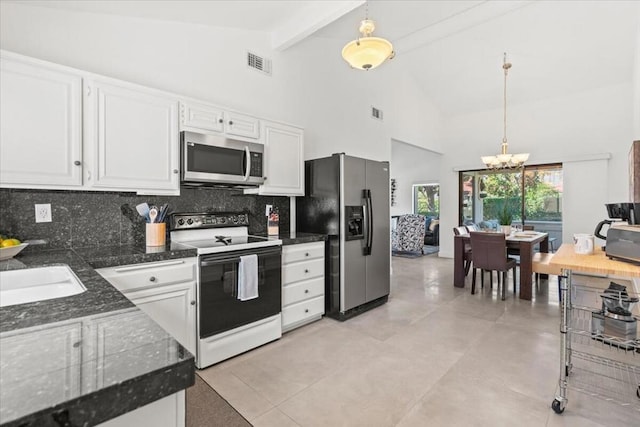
[198,246,281,338]
[181,131,264,186]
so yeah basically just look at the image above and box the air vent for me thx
[371,106,383,120]
[247,51,272,75]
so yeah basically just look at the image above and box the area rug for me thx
[186,373,251,427]
[392,245,439,258]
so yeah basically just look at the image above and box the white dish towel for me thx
[237,254,259,301]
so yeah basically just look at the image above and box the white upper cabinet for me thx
[225,111,260,140]
[84,78,180,194]
[246,121,304,196]
[0,54,83,188]
[180,101,224,133]
[179,100,260,141]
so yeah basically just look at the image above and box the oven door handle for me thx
[243,146,251,182]
[200,256,241,267]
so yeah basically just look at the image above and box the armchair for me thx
[392,214,426,254]
[424,218,440,246]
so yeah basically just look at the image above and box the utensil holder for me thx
[146,223,166,247]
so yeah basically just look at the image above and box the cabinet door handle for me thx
[173,169,179,174]
[304,309,309,313]
[304,289,309,294]
[190,300,196,305]
[305,252,309,257]
[218,118,224,124]
[149,276,157,282]
[228,120,234,125]
[74,160,81,166]
[263,176,267,181]
[304,269,309,273]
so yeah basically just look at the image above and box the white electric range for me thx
[170,212,282,368]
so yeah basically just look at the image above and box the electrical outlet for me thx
[265,204,273,216]
[35,204,52,223]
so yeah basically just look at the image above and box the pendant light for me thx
[481,53,529,169]
[341,2,395,71]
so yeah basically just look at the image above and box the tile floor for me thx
[198,255,639,426]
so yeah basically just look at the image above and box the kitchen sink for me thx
[0,265,87,307]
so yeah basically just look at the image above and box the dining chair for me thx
[453,226,472,276]
[465,223,481,232]
[469,232,517,300]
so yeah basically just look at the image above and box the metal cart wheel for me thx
[551,399,565,414]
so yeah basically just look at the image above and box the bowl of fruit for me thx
[0,237,28,260]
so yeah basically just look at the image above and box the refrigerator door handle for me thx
[363,189,373,255]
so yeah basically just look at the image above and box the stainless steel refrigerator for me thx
[296,153,390,320]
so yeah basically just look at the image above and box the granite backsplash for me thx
[0,187,289,251]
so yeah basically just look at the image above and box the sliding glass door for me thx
[459,164,562,240]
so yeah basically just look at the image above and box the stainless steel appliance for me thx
[296,154,390,320]
[593,202,640,264]
[170,212,282,368]
[180,131,265,188]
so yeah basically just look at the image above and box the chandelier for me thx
[341,2,394,71]
[481,53,529,169]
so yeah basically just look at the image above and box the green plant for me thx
[498,202,513,226]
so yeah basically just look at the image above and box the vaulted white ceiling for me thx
[9,0,639,116]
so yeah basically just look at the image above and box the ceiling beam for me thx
[396,1,534,54]
[272,0,364,51]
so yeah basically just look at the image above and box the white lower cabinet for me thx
[97,258,197,355]
[281,241,325,332]
[0,322,82,411]
[97,390,185,427]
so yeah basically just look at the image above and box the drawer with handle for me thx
[282,241,324,264]
[282,258,324,284]
[282,295,324,328]
[97,258,196,293]
[282,277,324,306]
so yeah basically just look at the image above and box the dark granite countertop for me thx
[262,232,327,246]
[0,248,195,426]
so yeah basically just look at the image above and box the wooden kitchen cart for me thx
[550,244,640,414]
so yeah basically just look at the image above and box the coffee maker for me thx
[594,203,640,264]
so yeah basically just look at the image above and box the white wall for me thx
[438,83,634,258]
[0,2,438,164]
[390,141,442,216]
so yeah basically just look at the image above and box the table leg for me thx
[454,237,465,288]
[519,242,533,300]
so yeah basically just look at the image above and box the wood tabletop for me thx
[550,243,640,277]
[454,231,548,243]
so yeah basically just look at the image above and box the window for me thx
[413,183,439,217]
[459,165,562,236]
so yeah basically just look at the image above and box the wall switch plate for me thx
[265,204,273,216]
[35,204,52,223]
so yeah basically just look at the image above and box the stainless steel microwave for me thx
[180,131,265,187]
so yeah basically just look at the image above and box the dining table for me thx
[454,230,549,300]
